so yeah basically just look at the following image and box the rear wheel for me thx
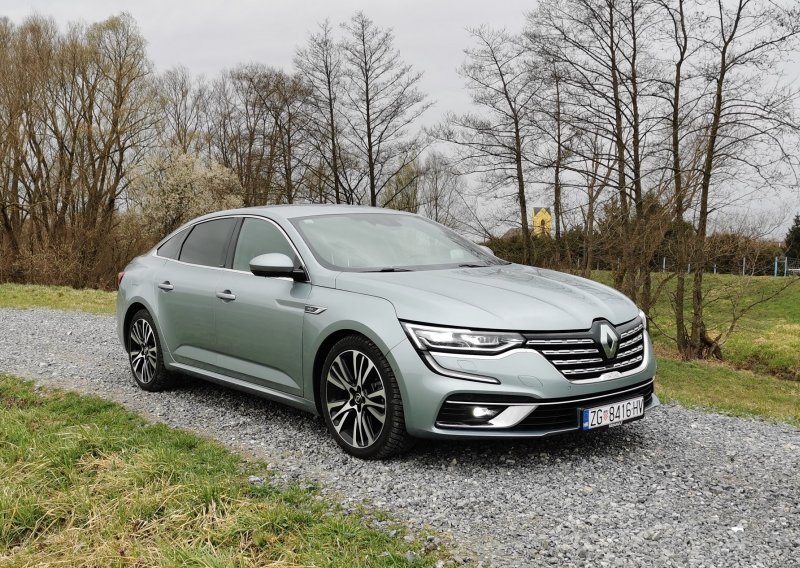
[320,335,413,459]
[127,309,175,391]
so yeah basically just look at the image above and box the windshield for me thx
[291,213,508,271]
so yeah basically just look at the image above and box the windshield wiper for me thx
[362,267,414,272]
[458,263,490,268]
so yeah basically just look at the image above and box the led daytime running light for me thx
[402,323,524,354]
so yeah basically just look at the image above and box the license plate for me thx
[581,396,644,430]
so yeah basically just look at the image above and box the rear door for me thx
[155,217,237,369]
[214,216,310,395]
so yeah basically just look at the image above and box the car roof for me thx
[212,204,412,221]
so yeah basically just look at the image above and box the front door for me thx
[214,217,310,395]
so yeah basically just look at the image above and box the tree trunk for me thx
[690,15,736,358]
[514,118,531,265]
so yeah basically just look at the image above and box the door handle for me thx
[158,281,174,291]
[216,290,236,301]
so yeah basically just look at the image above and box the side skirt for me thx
[170,362,318,415]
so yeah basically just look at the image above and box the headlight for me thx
[638,309,648,332]
[401,322,524,354]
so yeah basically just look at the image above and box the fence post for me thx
[713,264,717,274]
[688,263,691,273]
[774,256,779,277]
[786,257,789,277]
[742,257,746,276]
[662,257,666,272]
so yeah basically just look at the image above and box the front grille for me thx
[512,379,654,431]
[524,318,646,382]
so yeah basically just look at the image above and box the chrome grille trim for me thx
[619,334,643,350]
[561,355,644,376]
[620,323,643,338]
[551,357,604,365]
[523,317,648,382]
[614,344,644,359]
[526,338,594,346]
[540,348,599,356]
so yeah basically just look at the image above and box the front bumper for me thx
[388,335,658,439]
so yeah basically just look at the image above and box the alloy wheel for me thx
[129,318,158,384]
[325,349,387,448]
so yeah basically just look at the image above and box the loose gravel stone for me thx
[1,307,798,567]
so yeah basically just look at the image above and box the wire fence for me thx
[653,256,800,277]
[786,256,800,276]
[580,256,800,276]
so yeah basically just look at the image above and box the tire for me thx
[127,309,175,392]
[319,335,413,459]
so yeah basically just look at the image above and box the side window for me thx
[156,227,189,260]
[179,218,237,267]
[233,218,297,272]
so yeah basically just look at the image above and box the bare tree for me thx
[632,0,800,357]
[207,64,279,206]
[417,151,469,230]
[295,20,345,203]
[156,65,208,154]
[0,14,157,287]
[269,71,313,204]
[529,0,667,308]
[437,27,541,264]
[0,17,27,263]
[339,12,431,206]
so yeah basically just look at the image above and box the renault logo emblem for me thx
[599,324,619,359]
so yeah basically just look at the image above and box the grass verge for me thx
[0,375,442,567]
[0,283,116,314]
[655,357,800,427]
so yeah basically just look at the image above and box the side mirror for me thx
[250,253,306,281]
[478,245,495,256]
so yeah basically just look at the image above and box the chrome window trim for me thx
[153,214,311,283]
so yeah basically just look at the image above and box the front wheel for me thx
[320,335,413,459]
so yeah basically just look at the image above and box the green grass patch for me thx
[655,357,800,427]
[652,274,800,381]
[591,271,800,381]
[0,283,116,314]
[0,374,442,567]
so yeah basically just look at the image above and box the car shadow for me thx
[169,373,656,467]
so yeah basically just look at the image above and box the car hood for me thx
[334,264,639,331]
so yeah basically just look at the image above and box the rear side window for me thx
[179,218,237,267]
[156,227,190,260]
[232,218,297,272]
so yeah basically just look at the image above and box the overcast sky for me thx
[6,0,541,124]
[6,0,800,236]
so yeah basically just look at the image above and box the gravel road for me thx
[1,307,798,567]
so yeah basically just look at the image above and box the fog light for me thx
[472,406,498,418]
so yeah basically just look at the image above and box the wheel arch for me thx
[122,302,149,352]
[312,328,365,415]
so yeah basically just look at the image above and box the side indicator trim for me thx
[304,305,328,315]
